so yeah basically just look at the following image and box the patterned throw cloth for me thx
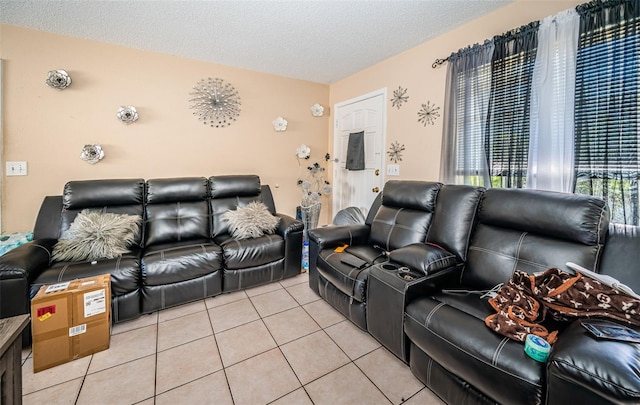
[485,268,640,344]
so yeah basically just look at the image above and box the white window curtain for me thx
[527,9,580,192]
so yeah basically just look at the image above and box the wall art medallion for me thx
[189,77,241,128]
[390,86,409,110]
[46,69,72,90]
[388,141,406,163]
[80,144,105,164]
[272,116,288,131]
[116,106,138,124]
[311,103,324,117]
[417,100,441,126]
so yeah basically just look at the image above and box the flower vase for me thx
[300,202,321,242]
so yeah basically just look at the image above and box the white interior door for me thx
[333,89,386,219]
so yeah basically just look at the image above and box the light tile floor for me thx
[21,272,446,405]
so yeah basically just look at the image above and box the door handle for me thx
[372,187,380,192]
[375,169,380,176]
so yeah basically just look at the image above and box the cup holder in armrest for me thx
[397,267,423,281]
[380,263,399,271]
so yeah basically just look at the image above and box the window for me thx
[574,1,640,224]
[444,1,640,225]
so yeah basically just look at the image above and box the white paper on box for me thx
[84,289,106,318]
[45,281,71,293]
[69,324,87,336]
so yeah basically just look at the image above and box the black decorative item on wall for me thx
[387,141,405,163]
[417,101,441,126]
[189,78,241,128]
[390,86,409,109]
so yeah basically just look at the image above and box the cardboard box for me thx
[31,274,111,372]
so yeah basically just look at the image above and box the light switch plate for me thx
[387,164,400,176]
[6,161,27,176]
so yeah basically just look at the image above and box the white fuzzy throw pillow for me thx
[52,209,141,262]
[222,201,280,240]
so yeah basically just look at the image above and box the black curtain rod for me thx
[431,57,449,69]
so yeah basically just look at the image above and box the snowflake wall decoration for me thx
[390,86,409,110]
[189,78,241,128]
[387,141,405,163]
[417,101,441,126]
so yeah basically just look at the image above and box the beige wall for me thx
[0,25,329,232]
[0,0,585,232]
[329,0,584,187]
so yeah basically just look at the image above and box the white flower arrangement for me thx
[296,144,332,207]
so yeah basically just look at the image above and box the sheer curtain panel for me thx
[527,9,580,193]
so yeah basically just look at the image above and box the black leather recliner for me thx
[29,179,146,324]
[141,177,223,313]
[404,188,610,405]
[308,180,444,329]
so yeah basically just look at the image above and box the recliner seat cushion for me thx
[142,239,222,286]
[316,249,372,302]
[31,249,142,299]
[405,294,545,405]
[215,233,284,270]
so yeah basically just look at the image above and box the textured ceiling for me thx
[0,0,514,84]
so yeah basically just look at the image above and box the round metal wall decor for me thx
[46,69,72,90]
[189,78,241,128]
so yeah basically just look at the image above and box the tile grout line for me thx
[205,297,236,405]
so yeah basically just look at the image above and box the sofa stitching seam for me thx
[405,312,543,387]
[512,232,527,276]
[551,359,640,396]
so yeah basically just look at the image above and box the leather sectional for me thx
[308,180,640,404]
[0,175,303,344]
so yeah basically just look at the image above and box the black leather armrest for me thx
[308,224,370,250]
[389,243,460,277]
[547,320,640,404]
[0,239,55,281]
[275,213,304,238]
[0,239,56,319]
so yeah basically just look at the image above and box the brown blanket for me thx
[485,267,640,343]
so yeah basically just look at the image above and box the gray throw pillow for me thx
[222,201,280,240]
[52,209,141,262]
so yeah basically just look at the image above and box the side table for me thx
[0,314,30,405]
[367,264,435,363]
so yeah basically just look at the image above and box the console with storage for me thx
[0,175,303,345]
[308,180,640,404]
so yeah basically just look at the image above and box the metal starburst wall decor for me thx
[387,141,405,163]
[417,101,441,126]
[189,78,241,128]
[390,86,409,110]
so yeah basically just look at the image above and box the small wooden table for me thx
[0,315,30,405]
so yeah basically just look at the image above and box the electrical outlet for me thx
[6,161,28,176]
[387,164,400,176]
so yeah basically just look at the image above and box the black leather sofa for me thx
[308,180,640,404]
[0,175,303,344]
